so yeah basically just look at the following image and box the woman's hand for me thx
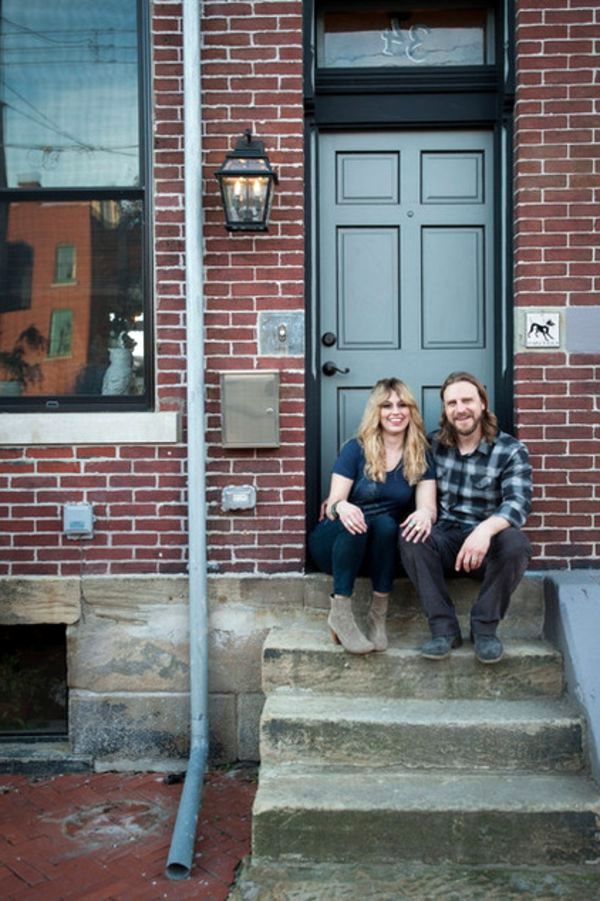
[401,478,437,543]
[400,509,433,543]
[336,500,368,535]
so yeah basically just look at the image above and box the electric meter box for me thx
[63,502,94,539]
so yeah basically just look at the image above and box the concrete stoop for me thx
[230,859,600,900]
[238,583,600,896]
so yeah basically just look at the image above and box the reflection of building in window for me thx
[54,244,76,284]
[48,309,74,358]
[0,0,148,408]
[0,241,34,311]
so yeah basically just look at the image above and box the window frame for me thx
[0,0,154,414]
[53,244,77,286]
[316,0,497,71]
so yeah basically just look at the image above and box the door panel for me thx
[318,130,495,495]
[338,228,400,348]
[421,227,485,347]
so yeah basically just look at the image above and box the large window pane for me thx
[0,199,144,398]
[0,0,140,188]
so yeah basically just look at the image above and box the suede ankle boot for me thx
[328,594,375,655]
[366,593,389,651]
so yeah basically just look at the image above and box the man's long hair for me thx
[437,371,498,447]
[356,377,429,485]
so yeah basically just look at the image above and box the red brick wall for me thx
[514,0,600,568]
[201,0,306,573]
[0,0,305,578]
[1,1,596,577]
[0,3,190,577]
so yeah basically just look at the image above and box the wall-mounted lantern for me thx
[214,130,278,232]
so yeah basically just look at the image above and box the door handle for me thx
[322,361,350,377]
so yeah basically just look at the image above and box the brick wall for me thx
[1,1,597,578]
[0,3,190,578]
[201,0,306,573]
[0,0,305,578]
[514,0,600,568]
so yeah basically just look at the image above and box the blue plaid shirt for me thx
[431,430,532,529]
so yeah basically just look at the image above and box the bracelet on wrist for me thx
[330,501,340,519]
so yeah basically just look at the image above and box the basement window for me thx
[0,625,67,738]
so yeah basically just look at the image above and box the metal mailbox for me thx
[220,371,280,448]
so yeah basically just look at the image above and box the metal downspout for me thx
[166,0,208,880]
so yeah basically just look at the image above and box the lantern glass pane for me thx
[222,157,271,174]
[222,176,270,226]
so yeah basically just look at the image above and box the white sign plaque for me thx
[525,312,560,348]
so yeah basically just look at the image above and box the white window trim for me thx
[0,412,180,445]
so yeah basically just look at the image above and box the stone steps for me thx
[263,626,564,700]
[261,692,584,772]
[247,584,600,877]
[252,767,600,866]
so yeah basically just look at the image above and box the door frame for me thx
[304,1,515,533]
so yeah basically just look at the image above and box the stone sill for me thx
[0,411,181,446]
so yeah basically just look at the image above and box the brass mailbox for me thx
[220,371,280,448]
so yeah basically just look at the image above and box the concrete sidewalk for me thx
[0,766,257,899]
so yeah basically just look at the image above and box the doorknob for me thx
[322,361,350,377]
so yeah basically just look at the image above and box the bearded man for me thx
[398,371,532,664]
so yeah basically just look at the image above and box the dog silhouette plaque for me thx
[525,312,560,348]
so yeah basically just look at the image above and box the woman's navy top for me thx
[332,438,435,522]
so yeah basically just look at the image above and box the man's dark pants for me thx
[398,521,532,638]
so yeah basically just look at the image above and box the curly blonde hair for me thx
[356,378,429,486]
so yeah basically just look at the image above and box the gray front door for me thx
[318,130,495,494]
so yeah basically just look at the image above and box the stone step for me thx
[252,767,600,865]
[262,627,564,700]
[231,859,600,900]
[304,574,545,640]
[261,692,584,772]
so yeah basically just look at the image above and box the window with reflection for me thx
[318,2,495,69]
[0,0,149,409]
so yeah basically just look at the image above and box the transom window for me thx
[0,0,150,410]
[318,1,495,69]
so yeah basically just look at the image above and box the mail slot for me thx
[220,371,280,448]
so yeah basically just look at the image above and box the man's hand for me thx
[455,523,492,572]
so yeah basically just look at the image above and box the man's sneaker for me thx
[473,633,504,664]
[420,634,463,660]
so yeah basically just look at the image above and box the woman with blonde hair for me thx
[309,378,437,654]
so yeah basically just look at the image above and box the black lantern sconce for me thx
[214,130,279,232]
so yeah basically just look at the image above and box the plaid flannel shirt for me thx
[431,430,532,530]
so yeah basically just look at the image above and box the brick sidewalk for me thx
[0,767,257,900]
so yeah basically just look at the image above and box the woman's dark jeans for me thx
[308,513,399,596]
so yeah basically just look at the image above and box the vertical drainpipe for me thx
[165,0,208,880]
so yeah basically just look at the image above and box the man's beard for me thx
[452,414,482,437]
